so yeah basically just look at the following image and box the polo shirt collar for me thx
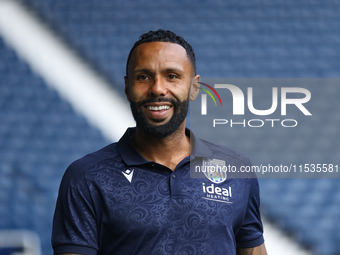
[118,127,213,166]
[189,129,214,160]
[117,128,149,166]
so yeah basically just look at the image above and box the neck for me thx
[131,122,190,171]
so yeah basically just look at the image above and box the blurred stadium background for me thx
[0,0,339,254]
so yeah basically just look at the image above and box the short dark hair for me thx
[126,29,196,76]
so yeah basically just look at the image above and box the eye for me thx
[137,74,149,81]
[167,74,178,80]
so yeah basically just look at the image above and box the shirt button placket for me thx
[170,172,181,197]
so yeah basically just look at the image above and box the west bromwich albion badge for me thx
[203,158,227,184]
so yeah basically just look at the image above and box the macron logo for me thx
[122,169,134,183]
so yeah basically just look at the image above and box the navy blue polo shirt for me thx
[52,128,264,255]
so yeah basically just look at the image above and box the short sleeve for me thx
[235,178,264,248]
[52,161,98,255]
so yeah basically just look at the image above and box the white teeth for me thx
[147,105,171,111]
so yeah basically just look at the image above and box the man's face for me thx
[125,41,199,137]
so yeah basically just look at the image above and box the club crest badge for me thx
[203,158,227,184]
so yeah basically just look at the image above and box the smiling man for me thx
[52,29,267,255]
[125,40,199,170]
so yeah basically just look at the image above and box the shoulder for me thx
[61,142,121,186]
[71,142,120,170]
[199,138,252,166]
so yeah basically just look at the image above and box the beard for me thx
[129,96,189,138]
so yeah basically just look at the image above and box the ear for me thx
[189,74,200,101]
[124,76,130,101]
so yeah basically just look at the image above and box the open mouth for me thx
[146,105,172,111]
[143,103,173,121]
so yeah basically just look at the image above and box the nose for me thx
[148,76,167,97]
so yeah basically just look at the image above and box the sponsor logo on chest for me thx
[202,183,233,203]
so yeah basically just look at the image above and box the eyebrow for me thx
[163,68,185,74]
[132,68,154,74]
[132,67,185,74]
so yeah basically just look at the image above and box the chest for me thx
[91,167,249,235]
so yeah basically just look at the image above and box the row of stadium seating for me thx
[0,37,109,254]
[23,0,340,90]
